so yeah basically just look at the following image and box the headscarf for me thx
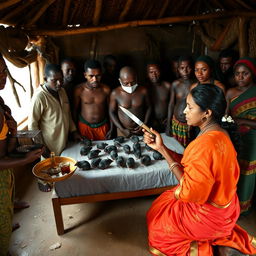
[234,57,256,76]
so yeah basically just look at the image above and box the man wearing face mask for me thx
[109,66,151,137]
[73,59,112,140]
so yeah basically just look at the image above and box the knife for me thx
[119,106,154,135]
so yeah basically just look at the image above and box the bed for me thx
[52,134,184,235]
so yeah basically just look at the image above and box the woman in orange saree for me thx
[144,84,256,256]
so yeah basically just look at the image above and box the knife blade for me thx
[119,106,154,135]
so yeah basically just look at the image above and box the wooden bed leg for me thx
[52,197,64,235]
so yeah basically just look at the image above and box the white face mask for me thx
[119,79,138,94]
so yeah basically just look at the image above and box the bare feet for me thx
[12,222,20,232]
[14,200,30,209]
[217,246,248,256]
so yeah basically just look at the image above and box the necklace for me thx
[197,122,217,137]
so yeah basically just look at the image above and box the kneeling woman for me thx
[144,84,256,256]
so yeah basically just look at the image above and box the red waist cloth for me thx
[147,187,256,256]
[78,120,109,141]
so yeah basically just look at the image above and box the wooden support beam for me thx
[93,0,103,26]
[27,11,256,37]
[26,0,56,27]
[234,0,253,10]
[2,0,34,23]
[0,0,22,11]
[211,0,225,10]
[210,18,233,51]
[158,0,169,18]
[170,0,185,16]
[119,0,133,22]
[62,0,71,26]
[143,2,154,20]
[238,17,248,57]
[182,0,195,16]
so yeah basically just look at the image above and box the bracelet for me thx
[169,162,181,172]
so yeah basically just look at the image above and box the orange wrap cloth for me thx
[147,131,256,256]
[78,115,109,141]
[0,116,8,140]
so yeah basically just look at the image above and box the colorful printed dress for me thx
[0,116,14,256]
[147,131,256,256]
[230,85,256,214]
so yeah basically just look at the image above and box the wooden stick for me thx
[143,2,154,20]
[6,68,21,107]
[238,17,248,57]
[182,0,195,16]
[2,0,33,21]
[6,68,26,92]
[0,0,22,11]
[210,18,233,51]
[119,0,133,22]
[158,0,169,19]
[93,0,103,26]
[234,0,253,10]
[28,64,34,98]
[69,1,80,24]
[211,0,225,10]
[62,0,71,26]
[27,11,256,37]
[26,0,56,26]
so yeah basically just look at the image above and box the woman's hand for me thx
[143,128,164,152]
[25,148,43,163]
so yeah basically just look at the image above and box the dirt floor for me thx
[9,171,256,256]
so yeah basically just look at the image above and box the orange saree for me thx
[147,131,256,256]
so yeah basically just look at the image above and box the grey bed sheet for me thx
[55,134,184,198]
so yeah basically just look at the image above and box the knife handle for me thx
[141,124,155,137]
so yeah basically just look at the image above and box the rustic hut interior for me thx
[1,0,256,255]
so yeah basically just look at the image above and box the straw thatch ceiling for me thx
[0,0,256,36]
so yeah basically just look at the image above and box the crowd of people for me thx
[0,48,256,255]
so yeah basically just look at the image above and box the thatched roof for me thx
[0,0,256,36]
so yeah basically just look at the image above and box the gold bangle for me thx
[169,162,181,172]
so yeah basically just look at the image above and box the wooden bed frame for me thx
[52,185,174,235]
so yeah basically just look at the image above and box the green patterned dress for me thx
[230,85,256,215]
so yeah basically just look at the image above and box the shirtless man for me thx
[166,56,194,147]
[218,49,238,90]
[109,66,151,137]
[73,59,112,140]
[146,62,172,132]
[61,58,77,107]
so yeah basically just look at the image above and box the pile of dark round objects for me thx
[76,135,164,171]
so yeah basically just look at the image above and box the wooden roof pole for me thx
[1,0,34,22]
[27,11,256,36]
[26,0,56,26]
[238,17,248,57]
[158,0,169,19]
[119,0,133,22]
[93,0,103,26]
[234,0,253,10]
[182,0,195,16]
[0,0,22,11]
[210,18,234,51]
[62,0,71,26]
[211,0,225,9]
